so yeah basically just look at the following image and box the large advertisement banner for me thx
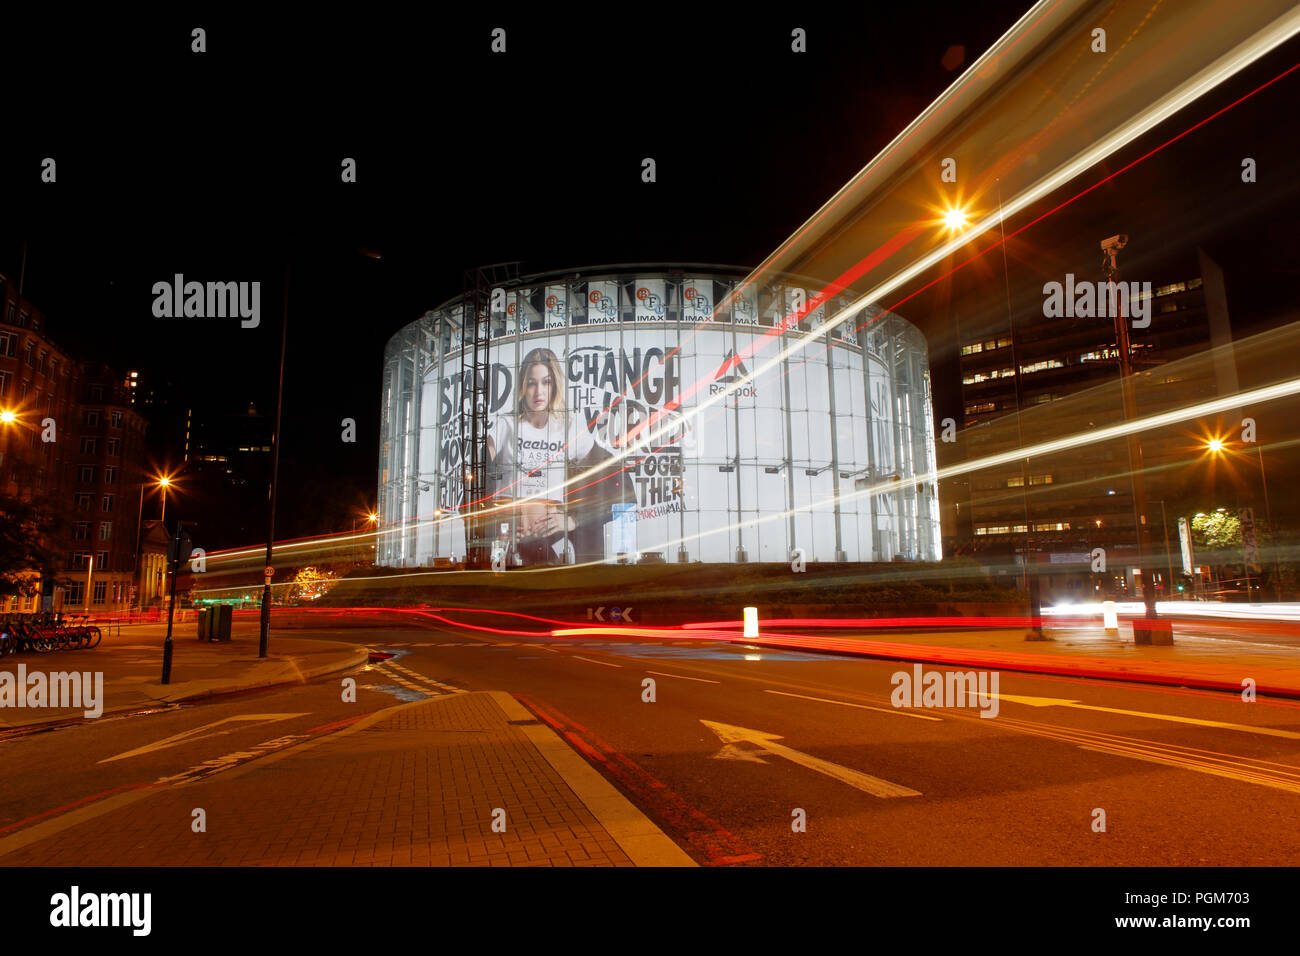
[430,333,696,564]
[418,319,903,566]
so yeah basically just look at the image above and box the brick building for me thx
[0,273,153,613]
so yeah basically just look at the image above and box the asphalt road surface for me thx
[4,621,1299,866]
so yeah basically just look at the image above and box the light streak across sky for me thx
[203,1,1300,576]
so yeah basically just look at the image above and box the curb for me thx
[489,691,696,867]
[736,632,1300,698]
[0,646,370,733]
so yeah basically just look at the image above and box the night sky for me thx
[5,6,1299,541]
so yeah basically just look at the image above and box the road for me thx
[4,620,1300,866]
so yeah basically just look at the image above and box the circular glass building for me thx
[377,265,940,566]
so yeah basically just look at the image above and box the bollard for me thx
[743,606,758,639]
[1102,600,1119,636]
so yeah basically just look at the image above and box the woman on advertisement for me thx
[486,347,606,564]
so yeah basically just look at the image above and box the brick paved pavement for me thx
[0,692,651,866]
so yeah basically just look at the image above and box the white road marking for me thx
[764,689,942,721]
[155,733,310,786]
[991,693,1300,740]
[572,655,622,668]
[646,670,720,684]
[380,661,465,695]
[99,714,309,763]
[701,719,921,798]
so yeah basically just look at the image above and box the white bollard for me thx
[1102,600,1119,636]
[743,606,759,639]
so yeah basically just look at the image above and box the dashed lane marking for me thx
[764,689,942,721]
[646,670,720,684]
[382,660,467,695]
[373,664,442,698]
[572,656,622,668]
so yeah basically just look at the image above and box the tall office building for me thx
[954,250,1225,601]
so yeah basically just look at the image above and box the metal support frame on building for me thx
[460,262,519,569]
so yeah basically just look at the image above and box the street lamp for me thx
[943,206,969,231]
[1203,439,1254,599]
[134,474,175,611]
[157,475,172,525]
[351,511,380,533]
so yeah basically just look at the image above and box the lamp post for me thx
[1254,439,1282,601]
[135,474,172,610]
[259,265,290,659]
[158,475,173,526]
[1149,499,1176,603]
[1102,234,1159,625]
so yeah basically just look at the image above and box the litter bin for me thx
[210,604,233,642]
[196,607,211,641]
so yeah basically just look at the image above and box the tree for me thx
[0,492,63,598]
[286,566,338,604]
[1191,511,1240,551]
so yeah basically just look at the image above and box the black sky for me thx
[5,5,1299,540]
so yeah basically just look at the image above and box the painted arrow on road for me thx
[587,606,636,623]
[989,693,1300,740]
[99,714,310,763]
[700,720,921,798]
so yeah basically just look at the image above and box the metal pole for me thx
[1256,441,1282,600]
[135,482,145,609]
[826,324,845,562]
[1158,499,1175,601]
[998,186,1043,638]
[1104,243,1160,626]
[161,529,178,684]
[259,265,290,658]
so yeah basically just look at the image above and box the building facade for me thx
[377,265,941,567]
[955,253,1225,601]
[63,363,151,611]
[0,273,152,613]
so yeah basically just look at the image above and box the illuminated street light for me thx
[157,475,174,525]
[0,410,16,424]
[943,207,969,230]
[1205,437,1225,454]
